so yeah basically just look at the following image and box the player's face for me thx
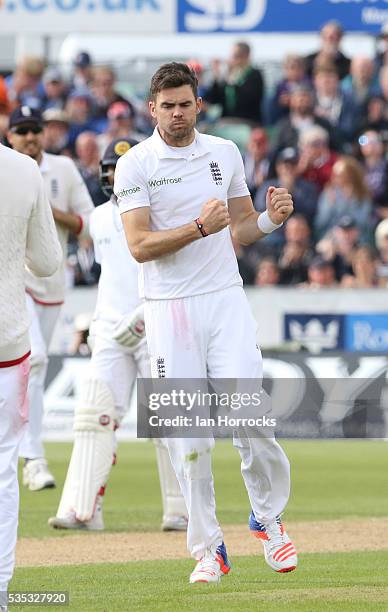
[7,123,44,161]
[149,85,201,146]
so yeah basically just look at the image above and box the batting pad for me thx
[56,378,116,522]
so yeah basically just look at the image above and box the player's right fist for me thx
[199,199,230,235]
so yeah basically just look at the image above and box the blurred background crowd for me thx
[1,19,388,291]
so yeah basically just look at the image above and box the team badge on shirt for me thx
[209,161,222,186]
[51,178,58,198]
[156,357,166,378]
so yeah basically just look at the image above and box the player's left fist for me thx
[265,186,294,225]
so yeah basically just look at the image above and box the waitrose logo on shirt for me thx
[117,186,141,197]
[148,177,182,188]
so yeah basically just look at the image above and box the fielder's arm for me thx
[229,187,294,247]
[121,198,230,263]
[121,207,201,263]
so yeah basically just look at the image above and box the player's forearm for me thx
[52,207,83,235]
[231,210,266,246]
[128,221,201,263]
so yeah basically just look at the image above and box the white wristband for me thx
[257,210,283,234]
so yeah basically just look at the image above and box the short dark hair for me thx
[235,42,251,57]
[150,62,198,101]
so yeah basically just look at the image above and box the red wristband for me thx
[195,218,208,237]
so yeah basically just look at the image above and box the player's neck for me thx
[158,127,195,148]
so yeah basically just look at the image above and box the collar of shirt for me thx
[39,151,51,174]
[151,127,211,160]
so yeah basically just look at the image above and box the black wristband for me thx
[195,218,208,237]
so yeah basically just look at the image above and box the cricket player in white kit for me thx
[115,63,297,583]
[0,144,61,611]
[7,106,94,491]
[48,138,187,532]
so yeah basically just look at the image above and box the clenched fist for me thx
[266,186,294,225]
[199,199,230,235]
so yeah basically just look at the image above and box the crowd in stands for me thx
[1,19,388,289]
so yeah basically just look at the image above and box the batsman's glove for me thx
[112,304,145,349]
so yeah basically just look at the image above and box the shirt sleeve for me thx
[68,159,95,237]
[26,164,62,278]
[114,153,150,214]
[227,143,251,200]
[89,210,101,264]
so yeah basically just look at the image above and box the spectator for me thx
[67,237,100,287]
[358,130,388,217]
[75,131,106,206]
[278,215,314,285]
[341,245,379,288]
[0,77,10,141]
[297,125,338,192]
[314,156,373,242]
[305,20,351,80]
[356,94,388,142]
[313,63,357,146]
[254,257,280,287]
[256,147,318,227]
[205,42,265,124]
[71,51,93,90]
[42,109,71,155]
[374,23,388,73]
[5,56,45,110]
[65,88,99,150]
[342,56,379,109]
[272,83,338,154]
[232,237,255,285]
[243,127,270,200]
[267,54,310,124]
[97,101,144,156]
[375,218,388,285]
[316,216,360,280]
[305,255,337,288]
[41,67,68,112]
[91,65,133,123]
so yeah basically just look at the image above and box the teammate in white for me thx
[48,138,187,532]
[7,106,94,492]
[115,62,297,583]
[0,143,61,611]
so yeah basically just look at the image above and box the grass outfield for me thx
[12,552,388,611]
[12,440,388,611]
[18,440,387,538]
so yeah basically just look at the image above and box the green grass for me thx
[14,440,388,611]
[19,440,387,538]
[11,551,388,611]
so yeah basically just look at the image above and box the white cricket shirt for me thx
[115,128,250,300]
[25,152,94,304]
[89,199,140,336]
[0,145,61,363]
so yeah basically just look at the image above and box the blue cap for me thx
[9,105,43,128]
[74,51,91,68]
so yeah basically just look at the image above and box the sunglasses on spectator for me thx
[11,125,43,136]
[359,134,380,146]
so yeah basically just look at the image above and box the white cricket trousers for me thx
[144,285,291,560]
[87,332,150,423]
[19,294,60,459]
[0,359,30,595]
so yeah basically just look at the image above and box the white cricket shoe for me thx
[162,515,188,532]
[249,511,297,573]
[189,542,231,584]
[48,496,104,531]
[0,605,8,612]
[23,458,56,491]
